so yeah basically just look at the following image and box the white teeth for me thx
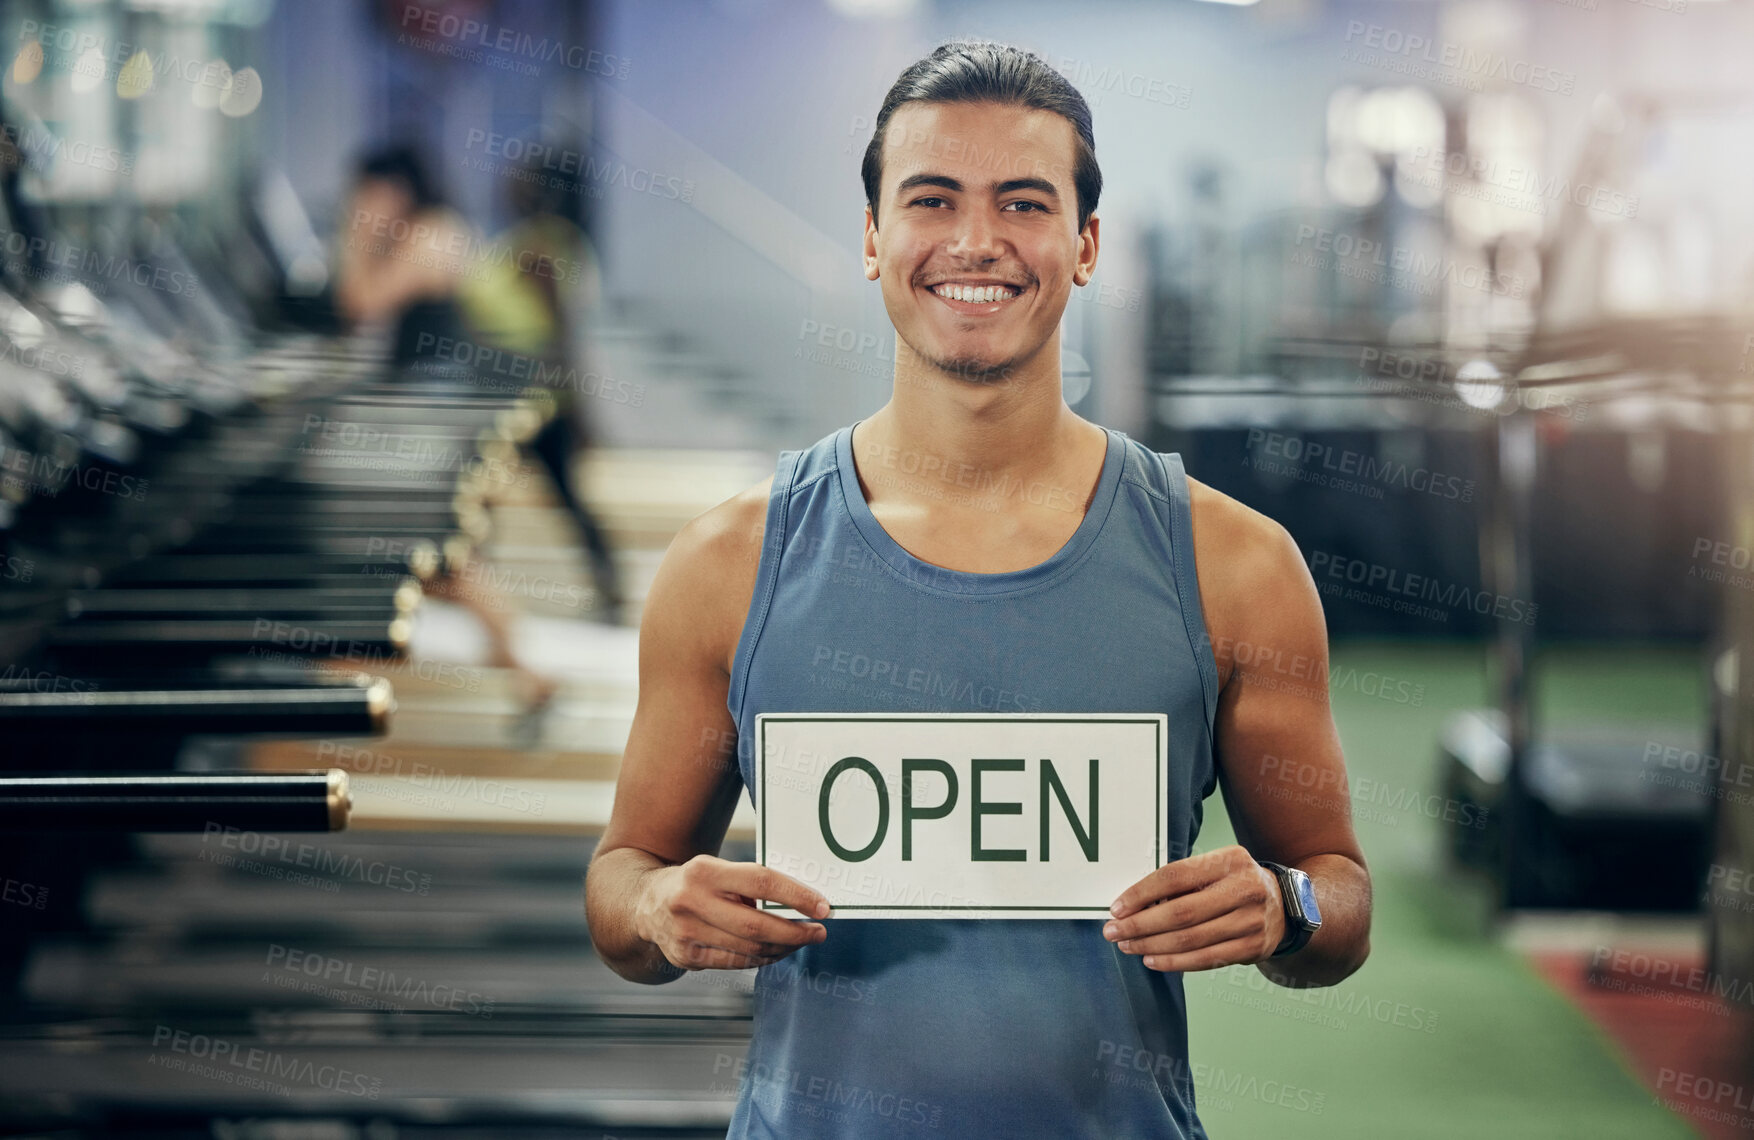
[933,284,1017,304]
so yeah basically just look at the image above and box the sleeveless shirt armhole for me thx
[1157,451,1221,751]
[728,449,800,727]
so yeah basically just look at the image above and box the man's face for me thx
[863,100,1098,386]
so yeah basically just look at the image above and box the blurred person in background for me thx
[458,153,626,627]
[334,145,476,364]
[333,144,560,713]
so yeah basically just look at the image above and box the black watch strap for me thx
[1258,860,1321,958]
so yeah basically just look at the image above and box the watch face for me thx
[1292,871,1322,926]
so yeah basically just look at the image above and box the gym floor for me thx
[1189,640,1715,1138]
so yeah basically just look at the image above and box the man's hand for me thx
[1102,845,1286,972]
[633,854,832,972]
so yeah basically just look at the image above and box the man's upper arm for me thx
[1191,487,1365,869]
[596,483,769,864]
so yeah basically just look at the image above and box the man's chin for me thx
[920,349,1023,386]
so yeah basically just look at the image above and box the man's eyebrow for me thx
[894,173,1061,200]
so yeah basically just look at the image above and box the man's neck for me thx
[862,340,1101,495]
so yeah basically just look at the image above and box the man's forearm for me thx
[584,845,686,985]
[1257,852,1371,988]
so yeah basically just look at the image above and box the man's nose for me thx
[946,206,1004,261]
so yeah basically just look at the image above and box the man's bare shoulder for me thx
[677,474,774,558]
[1185,476,1298,571]
[646,475,775,677]
[1184,475,1320,649]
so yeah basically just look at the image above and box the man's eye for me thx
[911,196,948,208]
[1004,200,1046,212]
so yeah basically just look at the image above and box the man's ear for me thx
[1072,213,1100,288]
[863,205,880,281]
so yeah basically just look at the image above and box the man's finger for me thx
[691,894,828,950]
[672,940,788,971]
[1140,935,1265,974]
[1113,907,1257,959]
[711,861,832,919]
[1104,887,1240,944]
[1109,849,1237,919]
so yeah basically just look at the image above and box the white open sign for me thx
[754,713,1169,919]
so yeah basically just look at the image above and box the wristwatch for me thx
[1257,860,1322,957]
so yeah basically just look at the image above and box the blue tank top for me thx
[726,420,1219,1139]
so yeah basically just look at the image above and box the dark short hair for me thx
[357,144,445,210]
[861,39,1101,234]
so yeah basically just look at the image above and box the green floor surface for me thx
[1180,639,1705,1138]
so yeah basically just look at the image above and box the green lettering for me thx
[971,758,1026,862]
[820,756,888,862]
[1040,758,1099,861]
[901,758,958,861]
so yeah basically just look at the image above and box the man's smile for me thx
[923,279,1028,315]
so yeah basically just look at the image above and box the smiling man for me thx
[585,38,1371,1139]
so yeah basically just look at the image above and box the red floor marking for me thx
[1526,948,1754,1140]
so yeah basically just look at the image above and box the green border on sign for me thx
[756,713,1168,913]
